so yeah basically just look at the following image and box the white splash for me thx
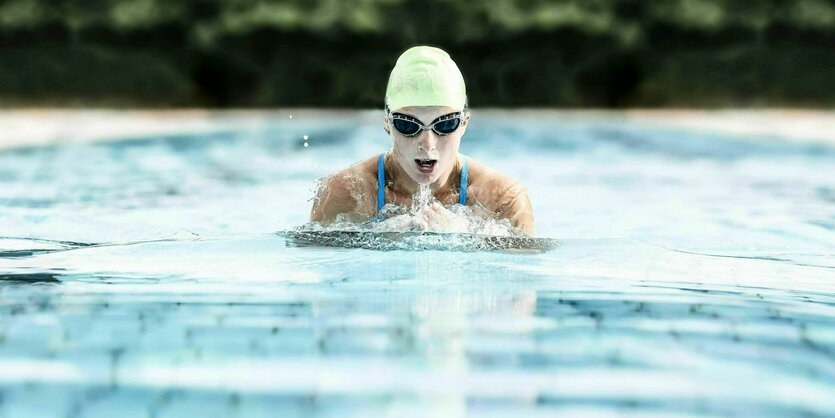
[312,184,523,237]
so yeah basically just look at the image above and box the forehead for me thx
[392,106,459,121]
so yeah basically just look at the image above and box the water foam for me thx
[306,183,524,237]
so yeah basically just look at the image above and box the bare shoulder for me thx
[328,155,379,190]
[310,155,379,223]
[466,157,527,203]
[465,157,535,235]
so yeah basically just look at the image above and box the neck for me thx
[385,152,460,197]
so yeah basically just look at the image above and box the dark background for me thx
[1,0,834,108]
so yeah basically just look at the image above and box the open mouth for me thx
[415,159,437,173]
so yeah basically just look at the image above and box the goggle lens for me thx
[433,118,460,134]
[392,118,421,136]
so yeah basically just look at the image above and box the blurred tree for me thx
[0,0,833,107]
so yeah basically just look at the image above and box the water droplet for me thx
[289,115,293,119]
[303,143,309,148]
[303,135,309,140]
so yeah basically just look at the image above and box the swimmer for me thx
[310,46,535,236]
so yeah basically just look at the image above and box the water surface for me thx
[1,111,833,417]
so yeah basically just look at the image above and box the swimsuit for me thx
[376,153,468,214]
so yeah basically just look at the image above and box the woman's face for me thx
[385,106,469,185]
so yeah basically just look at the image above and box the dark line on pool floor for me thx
[0,235,216,260]
[0,273,61,284]
[636,240,835,270]
[0,236,97,247]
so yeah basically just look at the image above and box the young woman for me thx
[311,46,534,236]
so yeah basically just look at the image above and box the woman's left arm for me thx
[499,182,535,236]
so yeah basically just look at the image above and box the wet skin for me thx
[310,106,535,236]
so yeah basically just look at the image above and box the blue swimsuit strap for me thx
[376,154,469,212]
[459,158,469,206]
[377,153,386,212]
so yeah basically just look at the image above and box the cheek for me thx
[392,138,416,158]
[440,136,461,155]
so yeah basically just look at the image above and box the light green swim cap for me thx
[385,46,467,112]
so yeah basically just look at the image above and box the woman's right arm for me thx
[310,175,359,224]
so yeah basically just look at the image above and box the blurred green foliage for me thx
[1,0,834,107]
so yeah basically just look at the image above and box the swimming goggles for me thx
[386,107,467,137]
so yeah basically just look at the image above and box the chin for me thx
[414,174,436,185]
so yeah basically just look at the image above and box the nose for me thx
[418,129,437,152]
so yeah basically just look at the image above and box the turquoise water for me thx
[1,112,834,417]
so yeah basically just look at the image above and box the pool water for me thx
[0,111,834,417]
